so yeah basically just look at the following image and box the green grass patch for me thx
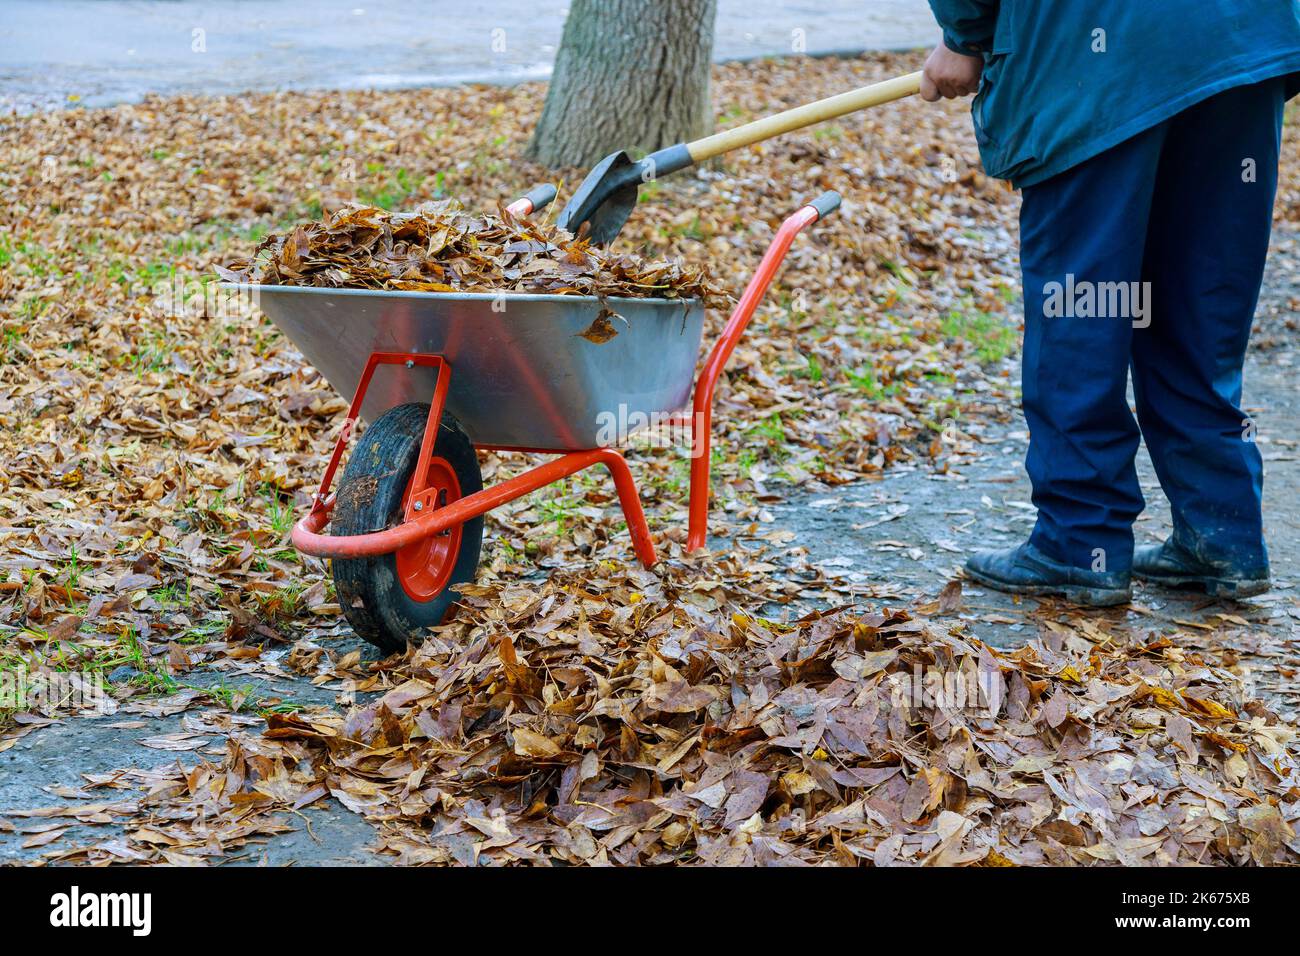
[358,166,440,211]
[940,300,1018,365]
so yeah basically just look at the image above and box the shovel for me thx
[555,71,922,244]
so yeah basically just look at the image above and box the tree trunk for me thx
[526,0,717,169]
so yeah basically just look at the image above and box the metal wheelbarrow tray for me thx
[244,287,705,451]
[241,187,844,654]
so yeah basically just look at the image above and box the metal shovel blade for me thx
[554,150,643,246]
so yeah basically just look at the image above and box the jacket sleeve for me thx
[927,0,999,54]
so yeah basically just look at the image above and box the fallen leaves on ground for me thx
[2,50,1299,866]
[23,563,1300,865]
[0,48,1029,673]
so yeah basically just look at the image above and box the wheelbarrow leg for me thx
[593,449,657,569]
[307,350,450,518]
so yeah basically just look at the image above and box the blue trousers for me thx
[1019,78,1286,574]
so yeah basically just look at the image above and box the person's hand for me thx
[920,43,983,101]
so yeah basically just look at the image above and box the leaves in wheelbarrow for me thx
[223,200,727,306]
[576,307,625,344]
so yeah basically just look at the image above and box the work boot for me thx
[965,542,1132,607]
[1133,538,1270,598]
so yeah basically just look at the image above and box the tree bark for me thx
[526,0,717,169]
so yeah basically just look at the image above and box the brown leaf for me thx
[577,308,624,344]
[513,728,562,759]
[937,579,962,615]
[1042,692,1069,729]
[641,681,716,713]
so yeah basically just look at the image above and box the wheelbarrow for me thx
[239,185,842,652]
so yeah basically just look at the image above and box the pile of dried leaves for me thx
[29,566,1300,866]
[219,199,725,304]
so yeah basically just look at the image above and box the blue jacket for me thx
[927,0,1300,187]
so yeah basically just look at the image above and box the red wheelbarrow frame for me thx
[291,189,841,573]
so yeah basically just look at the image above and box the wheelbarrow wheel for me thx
[331,403,483,654]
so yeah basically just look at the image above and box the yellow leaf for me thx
[1182,696,1235,721]
[1203,732,1247,753]
[781,771,818,796]
[1139,684,1181,709]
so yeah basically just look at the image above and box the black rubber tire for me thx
[331,403,483,654]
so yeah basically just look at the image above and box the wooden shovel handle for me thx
[685,71,923,163]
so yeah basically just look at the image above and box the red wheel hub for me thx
[395,456,463,602]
